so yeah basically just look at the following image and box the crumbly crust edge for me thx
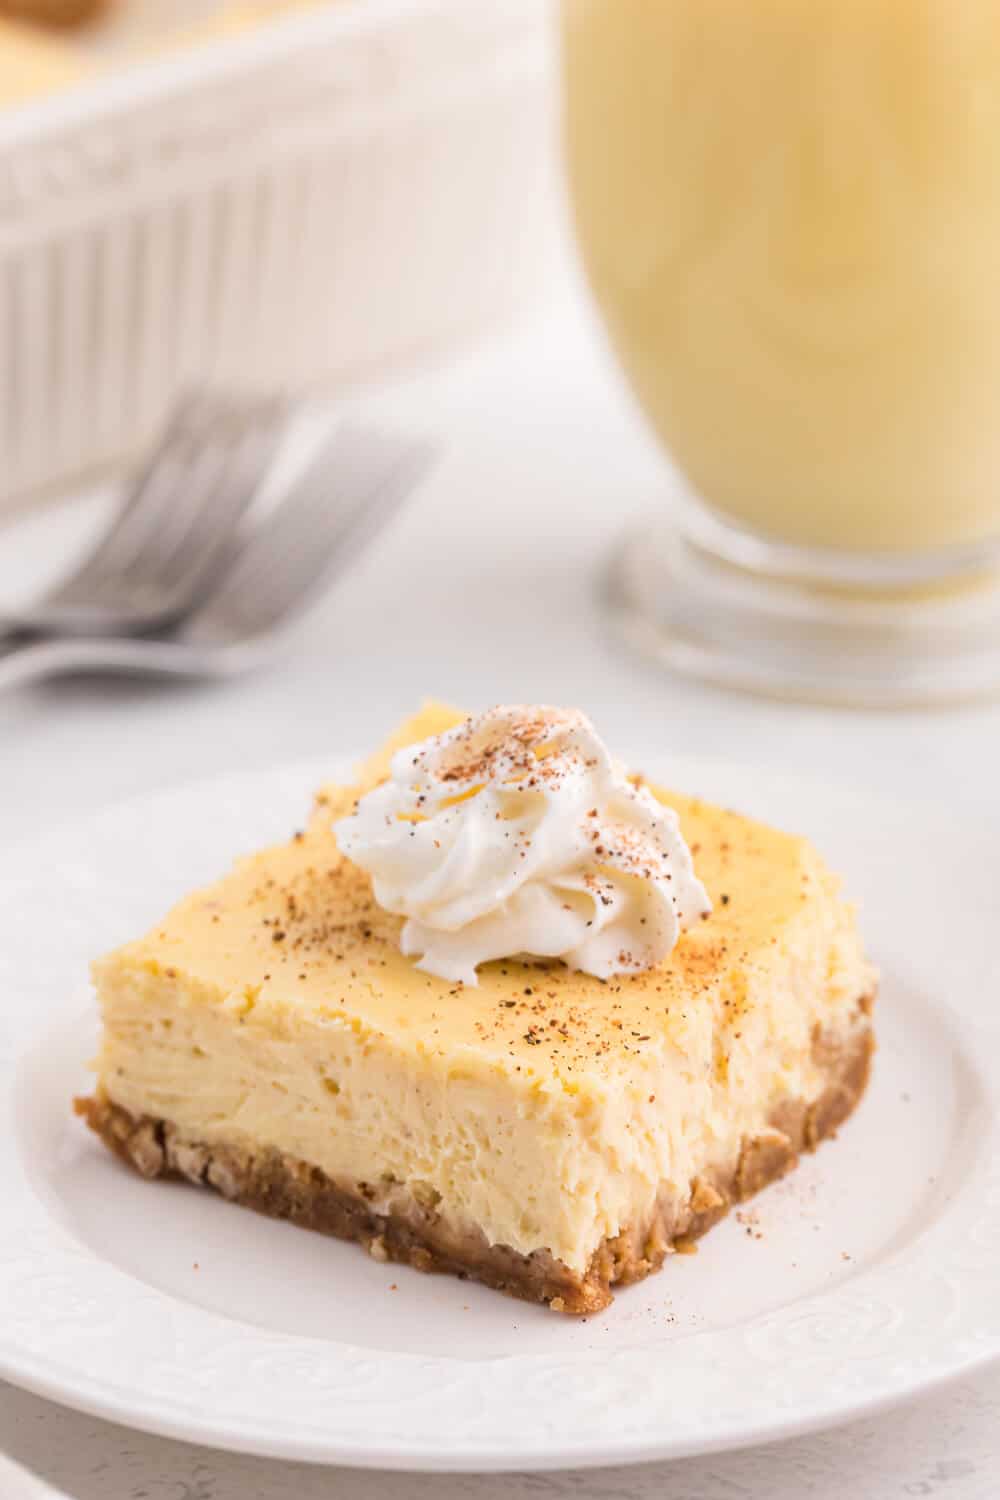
[75,1007,874,1315]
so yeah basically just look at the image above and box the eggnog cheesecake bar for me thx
[77,702,876,1313]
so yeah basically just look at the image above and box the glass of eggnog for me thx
[563,0,1000,705]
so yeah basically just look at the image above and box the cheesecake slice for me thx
[77,703,875,1314]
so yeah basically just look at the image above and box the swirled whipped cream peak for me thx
[333,706,712,986]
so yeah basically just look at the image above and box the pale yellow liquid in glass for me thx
[564,0,1000,554]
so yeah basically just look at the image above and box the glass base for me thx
[607,512,1000,708]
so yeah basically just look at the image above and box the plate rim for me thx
[1,1342,997,1472]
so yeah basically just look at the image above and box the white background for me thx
[2,302,999,1497]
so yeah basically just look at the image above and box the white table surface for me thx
[2,301,999,1499]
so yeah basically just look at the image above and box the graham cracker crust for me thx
[75,1018,874,1315]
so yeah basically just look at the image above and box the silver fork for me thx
[1,392,289,640]
[0,426,433,692]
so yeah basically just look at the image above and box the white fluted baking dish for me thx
[0,0,559,510]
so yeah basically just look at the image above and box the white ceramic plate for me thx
[1,754,998,1472]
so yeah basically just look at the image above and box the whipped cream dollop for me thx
[334,706,712,986]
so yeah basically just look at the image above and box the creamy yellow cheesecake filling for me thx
[90,705,874,1274]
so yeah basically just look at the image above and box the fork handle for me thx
[0,636,101,692]
[0,632,195,691]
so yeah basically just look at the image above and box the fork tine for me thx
[219,427,434,630]
[233,428,429,603]
[115,395,283,582]
[111,431,231,584]
[125,396,289,593]
[71,392,227,583]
